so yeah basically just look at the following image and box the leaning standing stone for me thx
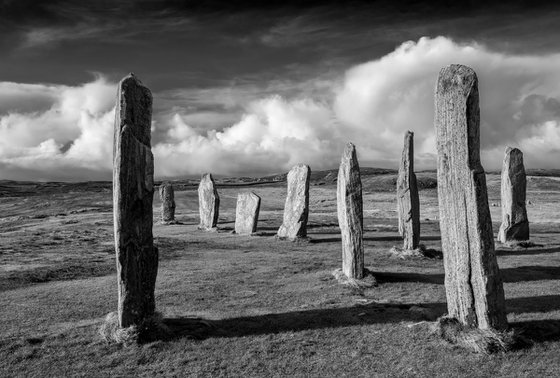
[337,143,364,279]
[396,131,420,250]
[277,164,311,240]
[112,73,158,328]
[159,182,176,224]
[198,173,219,230]
[235,192,261,235]
[498,147,529,243]
[435,64,507,330]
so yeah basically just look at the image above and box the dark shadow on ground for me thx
[507,295,560,314]
[496,247,560,256]
[162,301,447,340]
[160,295,560,343]
[372,266,560,284]
[502,266,560,282]
[510,319,560,343]
[308,235,441,244]
[374,271,444,284]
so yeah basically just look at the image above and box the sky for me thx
[2,0,560,181]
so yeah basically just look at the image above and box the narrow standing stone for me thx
[113,73,158,328]
[337,143,364,279]
[396,131,420,250]
[277,164,311,240]
[159,182,176,224]
[235,192,261,235]
[198,173,219,230]
[435,64,507,330]
[498,147,529,243]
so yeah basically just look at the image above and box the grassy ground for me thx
[1,172,560,377]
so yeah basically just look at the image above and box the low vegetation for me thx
[1,171,560,376]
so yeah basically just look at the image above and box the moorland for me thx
[1,168,560,376]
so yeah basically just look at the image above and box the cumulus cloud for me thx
[0,77,116,180]
[3,36,560,181]
[154,96,339,177]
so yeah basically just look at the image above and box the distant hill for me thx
[3,167,560,197]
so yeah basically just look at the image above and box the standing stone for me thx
[498,147,529,243]
[337,143,364,279]
[396,131,420,250]
[198,173,219,230]
[159,182,176,224]
[277,164,311,240]
[435,64,507,330]
[235,192,261,235]
[113,73,158,328]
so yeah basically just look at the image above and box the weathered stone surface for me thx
[159,182,176,223]
[337,143,364,279]
[498,147,529,243]
[235,192,261,235]
[198,173,219,230]
[435,64,507,330]
[277,164,311,240]
[113,73,158,328]
[397,131,420,250]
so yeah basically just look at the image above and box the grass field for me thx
[1,170,560,377]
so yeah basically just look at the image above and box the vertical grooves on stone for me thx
[338,143,364,279]
[397,131,420,249]
[113,74,158,328]
[277,164,311,240]
[435,64,507,331]
[198,173,220,230]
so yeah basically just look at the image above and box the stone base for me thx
[275,234,309,243]
[498,240,539,249]
[389,245,442,259]
[433,316,521,354]
[99,311,170,345]
[332,268,377,289]
[198,226,218,232]
[232,231,259,236]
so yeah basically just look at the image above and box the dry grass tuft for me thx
[389,245,442,260]
[99,311,171,345]
[332,268,377,289]
[433,316,522,354]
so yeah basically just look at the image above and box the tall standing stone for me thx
[435,64,507,330]
[198,173,219,230]
[396,131,420,250]
[235,192,261,235]
[159,182,176,224]
[337,143,364,279]
[498,147,529,243]
[277,164,311,240]
[113,73,158,328]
